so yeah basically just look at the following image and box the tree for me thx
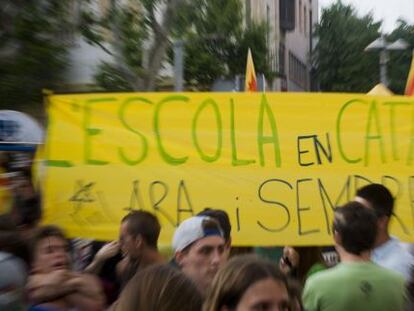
[175,0,272,89]
[0,1,71,109]
[81,0,273,91]
[313,1,381,92]
[387,20,414,94]
[80,0,187,91]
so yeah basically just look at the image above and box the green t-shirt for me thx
[303,261,406,311]
[306,262,327,280]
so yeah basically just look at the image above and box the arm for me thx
[84,241,120,275]
[27,270,76,304]
[65,273,105,311]
[279,246,300,275]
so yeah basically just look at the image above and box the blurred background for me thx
[1,0,413,119]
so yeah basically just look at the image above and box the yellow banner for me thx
[44,92,414,246]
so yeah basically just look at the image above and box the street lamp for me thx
[364,35,408,87]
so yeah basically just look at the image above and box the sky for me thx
[319,0,414,33]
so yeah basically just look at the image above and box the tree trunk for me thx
[143,0,186,90]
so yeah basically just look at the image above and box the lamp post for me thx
[364,35,408,87]
[173,40,184,92]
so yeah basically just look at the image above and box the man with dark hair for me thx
[27,225,104,311]
[172,216,227,296]
[355,183,413,280]
[117,210,164,285]
[86,210,164,289]
[303,202,405,311]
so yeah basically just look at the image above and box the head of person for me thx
[31,225,70,274]
[117,264,202,311]
[333,201,378,256]
[198,208,232,247]
[120,210,161,259]
[173,216,226,293]
[203,255,290,311]
[0,252,27,310]
[355,183,393,238]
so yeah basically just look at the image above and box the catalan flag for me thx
[405,52,414,96]
[245,48,257,92]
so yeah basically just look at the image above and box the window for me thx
[266,4,270,45]
[299,0,302,32]
[245,0,251,27]
[279,0,295,31]
[289,52,308,89]
[304,6,307,36]
[279,43,286,75]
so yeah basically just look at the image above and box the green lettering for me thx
[383,101,410,161]
[364,101,386,166]
[407,102,414,165]
[45,100,73,167]
[83,98,113,165]
[230,98,255,166]
[257,94,281,167]
[336,99,365,163]
[154,95,189,165]
[192,98,222,162]
[118,97,151,165]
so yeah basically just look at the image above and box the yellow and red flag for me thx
[405,52,414,95]
[245,48,257,92]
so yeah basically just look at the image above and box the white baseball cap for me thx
[172,216,223,253]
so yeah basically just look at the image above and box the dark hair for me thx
[0,215,31,266]
[117,264,202,311]
[356,183,394,217]
[293,247,326,283]
[122,211,160,248]
[286,278,303,311]
[12,193,42,227]
[203,255,288,311]
[407,266,414,310]
[198,209,231,243]
[333,202,377,255]
[32,225,68,254]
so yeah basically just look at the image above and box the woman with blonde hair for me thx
[115,264,202,311]
[203,255,290,311]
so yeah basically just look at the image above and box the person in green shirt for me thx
[302,201,406,311]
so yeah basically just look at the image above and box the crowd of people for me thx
[1,182,414,310]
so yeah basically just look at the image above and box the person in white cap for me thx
[172,216,227,296]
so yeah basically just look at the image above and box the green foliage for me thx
[176,0,272,88]
[387,20,414,94]
[229,23,272,80]
[0,1,70,109]
[80,0,186,91]
[80,2,148,90]
[313,1,381,92]
[94,62,133,91]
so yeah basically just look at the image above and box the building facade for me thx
[244,0,318,91]
[65,0,318,92]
